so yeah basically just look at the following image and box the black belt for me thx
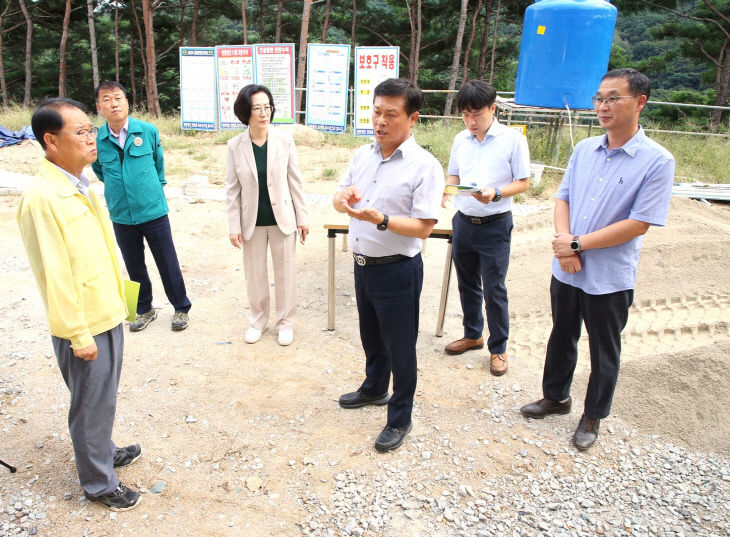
[458,210,511,225]
[353,253,408,267]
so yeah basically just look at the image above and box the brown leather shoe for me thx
[573,414,600,450]
[444,336,484,355]
[489,352,508,376]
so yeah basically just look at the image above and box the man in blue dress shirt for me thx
[520,68,675,450]
[333,79,444,452]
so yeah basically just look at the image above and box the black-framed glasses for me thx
[591,95,639,107]
[54,126,99,138]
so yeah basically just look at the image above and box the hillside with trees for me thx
[0,0,726,128]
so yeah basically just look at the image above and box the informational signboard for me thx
[255,44,296,124]
[305,44,351,133]
[216,45,254,130]
[353,46,399,136]
[179,47,217,131]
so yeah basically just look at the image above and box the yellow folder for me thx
[123,280,140,322]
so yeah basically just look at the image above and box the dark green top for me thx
[252,141,277,226]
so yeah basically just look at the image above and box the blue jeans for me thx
[113,215,191,314]
[451,210,513,354]
[542,277,633,419]
[354,254,423,428]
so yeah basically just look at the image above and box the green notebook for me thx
[123,280,140,322]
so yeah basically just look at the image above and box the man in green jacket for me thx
[91,81,191,332]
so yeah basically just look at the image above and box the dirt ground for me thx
[0,134,729,536]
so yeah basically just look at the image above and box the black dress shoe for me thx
[573,414,600,450]
[520,397,572,419]
[375,422,413,452]
[339,390,390,409]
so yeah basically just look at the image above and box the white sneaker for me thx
[245,325,266,344]
[277,329,294,346]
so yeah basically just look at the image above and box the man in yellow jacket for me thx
[16,98,142,511]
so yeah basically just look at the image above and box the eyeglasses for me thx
[252,105,272,115]
[54,126,99,138]
[591,95,639,107]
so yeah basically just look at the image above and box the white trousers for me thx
[242,225,297,331]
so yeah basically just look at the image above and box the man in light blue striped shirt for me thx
[521,68,675,451]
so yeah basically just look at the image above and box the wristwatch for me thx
[377,214,389,231]
[492,188,502,202]
[570,235,582,254]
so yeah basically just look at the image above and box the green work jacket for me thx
[92,117,167,225]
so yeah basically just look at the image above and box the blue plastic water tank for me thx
[514,0,617,110]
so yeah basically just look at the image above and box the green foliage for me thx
[650,131,730,184]
[0,104,31,131]
[412,119,463,168]
[1,0,726,132]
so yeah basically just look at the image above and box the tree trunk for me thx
[114,0,120,81]
[351,0,357,49]
[710,41,730,131]
[488,0,501,84]
[407,0,415,81]
[87,0,100,89]
[59,0,72,96]
[141,0,160,115]
[179,0,187,46]
[476,0,493,79]
[275,0,283,42]
[192,0,199,45]
[241,0,248,44]
[462,0,483,83]
[18,0,32,107]
[406,0,422,84]
[295,0,312,118]
[321,0,331,42]
[130,30,138,108]
[259,0,265,41]
[443,0,469,116]
[415,0,422,84]
[0,1,12,106]
[130,0,148,80]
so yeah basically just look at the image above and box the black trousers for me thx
[452,210,513,354]
[113,215,191,314]
[542,277,633,419]
[355,254,423,428]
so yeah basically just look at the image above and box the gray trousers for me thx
[52,324,123,496]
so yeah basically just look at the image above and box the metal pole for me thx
[435,239,453,337]
[327,229,336,330]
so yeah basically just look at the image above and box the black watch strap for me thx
[377,214,389,231]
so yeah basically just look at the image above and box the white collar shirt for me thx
[338,135,444,257]
[51,161,91,198]
[108,118,129,149]
[447,119,531,216]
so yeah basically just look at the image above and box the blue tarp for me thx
[0,125,35,147]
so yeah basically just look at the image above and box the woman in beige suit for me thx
[226,84,309,346]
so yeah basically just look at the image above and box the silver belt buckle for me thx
[470,216,482,224]
[354,254,367,266]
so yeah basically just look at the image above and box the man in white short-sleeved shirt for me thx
[443,80,530,376]
[333,79,444,453]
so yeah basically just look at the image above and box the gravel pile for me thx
[295,436,729,537]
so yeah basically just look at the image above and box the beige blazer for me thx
[226,127,309,241]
